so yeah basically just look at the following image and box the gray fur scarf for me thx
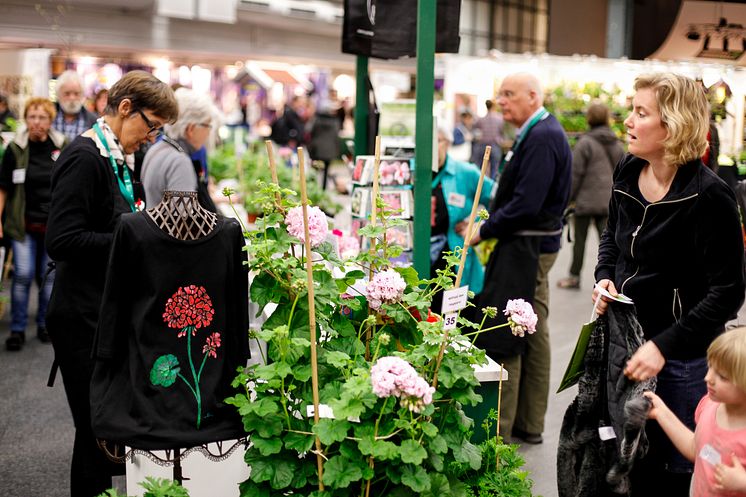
[557,303,656,497]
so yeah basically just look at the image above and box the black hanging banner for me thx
[342,0,461,59]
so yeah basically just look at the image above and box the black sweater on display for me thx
[90,213,249,450]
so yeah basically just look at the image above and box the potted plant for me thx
[226,178,539,496]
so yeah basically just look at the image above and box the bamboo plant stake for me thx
[369,136,382,257]
[297,147,325,490]
[264,140,281,204]
[363,135,383,497]
[455,145,491,288]
[496,362,504,471]
[431,146,491,389]
[365,136,382,361]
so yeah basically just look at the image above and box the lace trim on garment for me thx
[87,117,135,170]
[97,437,248,464]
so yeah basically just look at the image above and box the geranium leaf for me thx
[400,440,427,465]
[270,459,295,489]
[250,272,284,311]
[385,464,402,484]
[400,465,431,493]
[252,435,282,456]
[428,451,444,472]
[420,421,438,438]
[357,435,375,456]
[283,431,314,453]
[451,387,483,407]
[324,350,351,368]
[238,479,270,497]
[331,313,356,337]
[345,270,366,280]
[245,452,274,484]
[319,381,343,404]
[453,439,482,470]
[313,419,350,445]
[321,455,363,488]
[372,439,399,461]
[395,266,420,287]
[292,364,312,382]
[256,415,284,438]
[430,434,448,454]
[358,224,386,238]
[255,398,281,417]
[422,473,450,497]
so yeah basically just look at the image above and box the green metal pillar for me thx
[354,55,369,157]
[413,0,436,278]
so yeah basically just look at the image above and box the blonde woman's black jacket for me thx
[595,154,745,360]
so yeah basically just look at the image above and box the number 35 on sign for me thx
[443,313,458,330]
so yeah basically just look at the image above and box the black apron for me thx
[475,235,540,359]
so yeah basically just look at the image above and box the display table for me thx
[464,353,509,444]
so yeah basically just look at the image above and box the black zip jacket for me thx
[595,154,745,360]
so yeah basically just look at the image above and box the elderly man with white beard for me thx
[52,70,98,141]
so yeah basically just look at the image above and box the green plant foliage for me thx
[225,181,537,497]
[544,81,628,146]
[96,477,190,497]
[208,143,340,215]
[452,410,538,497]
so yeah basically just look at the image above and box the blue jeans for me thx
[654,357,708,472]
[629,357,707,496]
[10,232,54,333]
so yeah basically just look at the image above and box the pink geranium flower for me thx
[285,205,329,247]
[367,269,406,311]
[370,356,435,413]
[338,235,360,259]
[504,299,538,337]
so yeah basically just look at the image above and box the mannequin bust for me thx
[147,190,217,240]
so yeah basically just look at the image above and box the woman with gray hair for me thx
[141,87,218,210]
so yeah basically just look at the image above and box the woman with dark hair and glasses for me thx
[45,70,178,497]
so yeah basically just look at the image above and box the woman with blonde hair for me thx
[0,97,67,351]
[593,73,745,495]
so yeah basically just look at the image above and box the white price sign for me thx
[441,285,469,313]
[443,313,458,331]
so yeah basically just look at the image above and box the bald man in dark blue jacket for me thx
[462,73,572,444]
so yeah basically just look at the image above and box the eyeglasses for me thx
[197,122,213,130]
[135,108,162,137]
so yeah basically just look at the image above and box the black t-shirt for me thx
[0,138,59,223]
[90,213,250,450]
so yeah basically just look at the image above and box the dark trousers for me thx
[501,252,557,437]
[569,215,607,277]
[52,337,122,496]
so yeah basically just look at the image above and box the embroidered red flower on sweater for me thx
[202,332,222,358]
[163,285,215,336]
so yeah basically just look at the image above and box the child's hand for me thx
[714,455,746,493]
[642,391,666,420]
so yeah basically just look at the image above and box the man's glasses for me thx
[135,108,162,137]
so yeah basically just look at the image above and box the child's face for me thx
[705,366,746,405]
